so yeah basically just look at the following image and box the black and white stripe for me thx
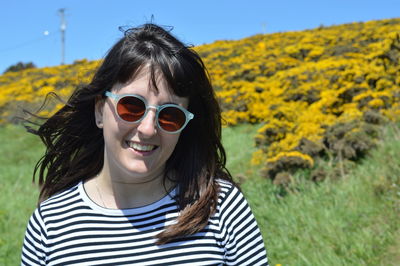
[21,180,268,265]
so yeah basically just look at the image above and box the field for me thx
[1,123,399,265]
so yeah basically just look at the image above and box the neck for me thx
[87,169,175,209]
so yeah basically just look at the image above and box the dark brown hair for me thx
[30,23,233,244]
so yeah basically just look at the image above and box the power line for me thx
[0,31,57,54]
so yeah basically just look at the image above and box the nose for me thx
[137,108,157,137]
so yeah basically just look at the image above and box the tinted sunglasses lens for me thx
[117,96,146,122]
[158,107,186,132]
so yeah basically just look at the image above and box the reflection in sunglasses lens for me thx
[118,96,145,122]
[159,107,185,132]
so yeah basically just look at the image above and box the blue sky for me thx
[1,0,399,73]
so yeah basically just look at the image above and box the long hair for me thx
[31,23,233,244]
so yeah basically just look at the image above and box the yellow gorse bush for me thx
[1,18,399,179]
[194,18,400,178]
[0,59,99,122]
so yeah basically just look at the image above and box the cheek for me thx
[103,103,130,130]
[102,103,117,124]
[162,134,181,153]
[102,106,127,142]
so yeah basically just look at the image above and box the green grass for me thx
[222,123,264,179]
[1,123,399,265]
[0,125,42,265]
[224,123,400,265]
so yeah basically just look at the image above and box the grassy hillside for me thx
[196,18,400,180]
[1,18,399,181]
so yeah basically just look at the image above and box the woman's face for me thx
[95,67,188,183]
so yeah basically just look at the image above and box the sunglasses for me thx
[105,91,194,134]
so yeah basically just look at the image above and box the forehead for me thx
[112,67,188,105]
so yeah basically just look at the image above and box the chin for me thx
[122,160,163,177]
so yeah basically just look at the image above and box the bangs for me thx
[149,51,193,98]
[113,34,203,99]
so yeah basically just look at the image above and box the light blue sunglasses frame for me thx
[105,91,194,134]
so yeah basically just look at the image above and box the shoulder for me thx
[23,185,82,249]
[216,178,237,194]
[26,181,86,237]
[214,180,269,265]
[215,179,246,210]
[37,182,82,214]
[216,179,242,199]
[214,179,258,229]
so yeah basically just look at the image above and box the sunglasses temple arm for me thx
[105,91,118,100]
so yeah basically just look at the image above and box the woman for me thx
[21,23,268,265]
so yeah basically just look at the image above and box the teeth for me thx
[128,142,155,151]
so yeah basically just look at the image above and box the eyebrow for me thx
[111,92,183,106]
[160,101,181,106]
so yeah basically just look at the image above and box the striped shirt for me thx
[21,180,268,265]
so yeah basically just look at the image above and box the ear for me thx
[94,96,105,128]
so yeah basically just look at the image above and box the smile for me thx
[127,141,158,152]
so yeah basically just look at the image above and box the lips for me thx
[126,141,158,152]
